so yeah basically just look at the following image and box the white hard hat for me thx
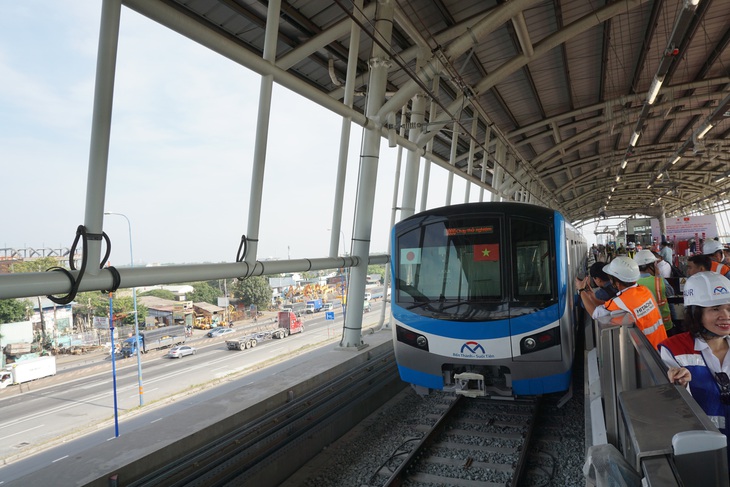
[603,256,640,282]
[703,240,725,256]
[633,249,657,266]
[683,271,730,307]
[627,242,636,249]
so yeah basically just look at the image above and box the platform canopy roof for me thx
[126,0,729,225]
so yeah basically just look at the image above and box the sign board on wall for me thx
[651,215,718,241]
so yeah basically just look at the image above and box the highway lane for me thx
[0,300,388,483]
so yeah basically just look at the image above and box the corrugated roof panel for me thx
[527,48,571,117]
[563,28,603,107]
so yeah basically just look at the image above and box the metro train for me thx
[390,202,587,398]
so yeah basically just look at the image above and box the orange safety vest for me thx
[637,275,673,331]
[604,285,667,349]
[710,260,730,277]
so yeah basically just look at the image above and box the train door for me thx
[508,216,562,362]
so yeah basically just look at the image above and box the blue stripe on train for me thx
[398,365,444,390]
[393,302,560,340]
[512,369,572,395]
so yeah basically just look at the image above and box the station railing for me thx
[585,311,729,486]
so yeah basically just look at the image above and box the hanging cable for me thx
[46,225,118,304]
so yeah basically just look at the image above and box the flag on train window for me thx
[474,244,499,261]
[401,248,421,264]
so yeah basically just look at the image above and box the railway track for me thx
[127,349,403,487]
[375,395,541,487]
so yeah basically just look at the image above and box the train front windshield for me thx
[396,214,554,320]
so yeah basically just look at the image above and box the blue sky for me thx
[0,2,483,266]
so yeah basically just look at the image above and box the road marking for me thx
[52,455,69,463]
[150,418,163,424]
[0,424,45,441]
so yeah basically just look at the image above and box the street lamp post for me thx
[104,212,144,407]
[328,229,349,319]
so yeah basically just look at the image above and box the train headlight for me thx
[396,325,429,351]
[520,327,561,355]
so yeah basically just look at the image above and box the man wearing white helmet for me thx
[634,250,677,336]
[576,256,666,349]
[659,272,730,468]
[703,239,730,279]
[626,241,636,259]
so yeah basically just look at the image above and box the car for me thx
[322,303,334,312]
[167,345,196,358]
[207,327,235,338]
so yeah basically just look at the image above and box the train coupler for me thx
[453,372,486,398]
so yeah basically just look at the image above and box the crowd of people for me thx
[577,236,730,468]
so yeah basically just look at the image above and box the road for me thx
[0,298,389,484]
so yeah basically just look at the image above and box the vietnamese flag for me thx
[474,244,499,261]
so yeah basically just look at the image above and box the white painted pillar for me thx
[400,93,426,219]
[445,121,458,205]
[464,115,479,203]
[419,76,440,213]
[245,0,281,263]
[329,0,364,258]
[85,0,122,276]
[341,0,394,350]
[479,124,491,202]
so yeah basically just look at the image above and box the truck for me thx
[226,311,304,351]
[282,302,306,317]
[121,325,187,358]
[305,299,323,313]
[0,356,57,388]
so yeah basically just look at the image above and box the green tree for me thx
[0,299,32,323]
[139,289,177,300]
[367,264,386,277]
[231,276,271,310]
[11,256,64,273]
[187,282,222,305]
[74,291,148,327]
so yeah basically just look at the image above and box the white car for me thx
[207,327,235,338]
[167,345,196,358]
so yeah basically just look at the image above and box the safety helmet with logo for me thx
[603,256,640,282]
[633,249,657,266]
[703,240,725,256]
[683,271,730,307]
[627,242,636,249]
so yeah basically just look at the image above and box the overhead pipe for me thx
[0,255,389,301]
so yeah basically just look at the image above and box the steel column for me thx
[464,115,479,203]
[84,0,122,276]
[400,91,427,219]
[329,0,364,258]
[341,0,394,350]
[419,77,440,213]
[445,121,458,205]
[245,0,281,263]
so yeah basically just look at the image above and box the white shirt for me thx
[661,336,730,377]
